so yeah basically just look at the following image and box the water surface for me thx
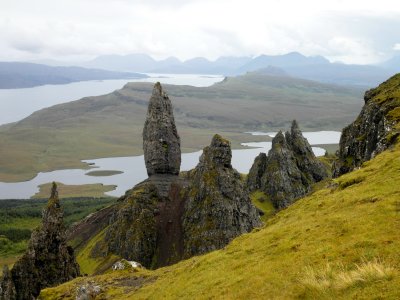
[0,131,339,199]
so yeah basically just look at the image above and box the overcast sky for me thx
[1,0,400,64]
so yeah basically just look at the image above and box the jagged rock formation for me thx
[73,83,260,271]
[247,152,267,191]
[0,183,80,300]
[143,82,181,176]
[333,74,400,177]
[182,134,261,257]
[104,176,187,269]
[0,266,16,300]
[247,121,328,209]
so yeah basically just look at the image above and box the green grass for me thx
[250,190,276,222]
[0,73,362,182]
[76,228,120,276]
[41,139,400,299]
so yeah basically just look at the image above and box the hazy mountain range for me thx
[33,52,400,87]
[2,52,399,89]
[0,62,147,89]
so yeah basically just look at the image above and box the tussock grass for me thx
[301,258,396,293]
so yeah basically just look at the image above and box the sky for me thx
[1,0,400,64]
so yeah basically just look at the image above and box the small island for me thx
[85,170,124,177]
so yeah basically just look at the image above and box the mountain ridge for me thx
[0,62,147,89]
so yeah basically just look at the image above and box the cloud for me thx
[394,43,400,50]
[0,0,399,63]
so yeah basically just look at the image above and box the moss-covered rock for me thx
[248,121,329,209]
[0,183,80,300]
[333,74,400,177]
[182,134,261,257]
[104,183,159,269]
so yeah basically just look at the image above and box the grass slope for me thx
[40,140,400,299]
[0,73,362,182]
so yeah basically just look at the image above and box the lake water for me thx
[0,73,224,125]
[0,131,340,199]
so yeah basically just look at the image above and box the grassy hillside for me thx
[0,73,362,182]
[40,138,400,299]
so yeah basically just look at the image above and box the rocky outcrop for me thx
[143,82,181,176]
[0,266,16,300]
[333,74,400,177]
[0,183,80,300]
[182,134,261,257]
[104,174,188,269]
[246,152,267,191]
[76,83,261,271]
[247,121,328,209]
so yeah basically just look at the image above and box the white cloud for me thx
[0,0,399,63]
[394,43,400,50]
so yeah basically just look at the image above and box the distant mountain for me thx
[285,63,395,87]
[150,56,253,74]
[83,53,159,72]
[252,66,289,77]
[0,62,147,89]
[380,55,400,71]
[236,52,329,73]
[82,52,396,87]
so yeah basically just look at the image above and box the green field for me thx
[0,73,362,182]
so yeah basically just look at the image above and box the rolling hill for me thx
[0,62,147,89]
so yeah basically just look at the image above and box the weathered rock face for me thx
[333,74,400,177]
[0,266,16,300]
[76,87,263,271]
[104,175,187,269]
[182,134,261,257]
[247,121,328,209]
[143,82,181,176]
[246,152,267,191]
[0,183,80,300]
[286,120,328,183]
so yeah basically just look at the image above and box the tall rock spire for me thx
[143,82,181,176]
[0,183,80,300]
